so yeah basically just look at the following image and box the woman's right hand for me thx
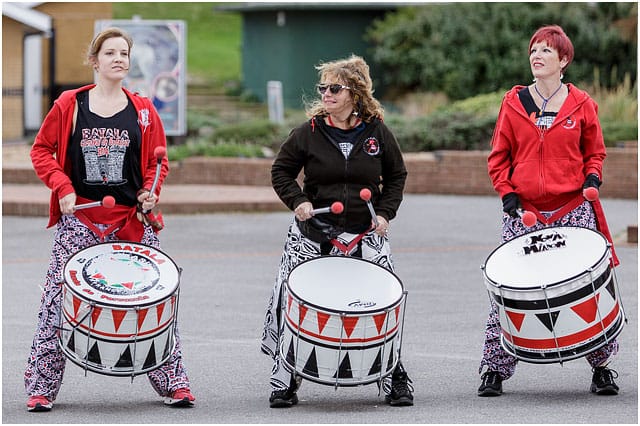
[294,201,314,221]
[60,192,77,215]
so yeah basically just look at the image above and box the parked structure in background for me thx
[2,2,112,141]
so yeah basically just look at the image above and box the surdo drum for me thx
[60,241,181,376]
[482,226,625,363]
[281,256,407,387]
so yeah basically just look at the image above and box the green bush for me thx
[367,3,637,100]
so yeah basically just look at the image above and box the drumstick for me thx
[517,208,537,227]
[143,146,166,214]
[359,188,379,227]
[311,201,344,216]
[583,186,599,202]
[74,195,116,211]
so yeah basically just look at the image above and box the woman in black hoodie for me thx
[261,54,413,408]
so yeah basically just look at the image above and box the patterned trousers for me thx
[24,215,191,400]
[261,219,405,392]
[479,201,619,379]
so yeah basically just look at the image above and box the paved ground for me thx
[2,194,637,424]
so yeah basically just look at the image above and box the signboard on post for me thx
[95,19,186,136]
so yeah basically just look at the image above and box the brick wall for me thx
[166,146,637,199]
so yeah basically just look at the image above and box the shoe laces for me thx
[593,367,618,383]
[391,372,414,394]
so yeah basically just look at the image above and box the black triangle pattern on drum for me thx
[386,342,395,372]
[162,333,172,360]
[285,337,296,367]
[605,278,616,300]
[334,352,353,379]
[535,311,560,332]
[115,345,133,368]
[368,348,383,376]
[66,331,75,352]
[143,341,157,370]
[302,348,319,378]
[87,341,102,365]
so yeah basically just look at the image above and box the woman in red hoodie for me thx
[478,25,621,397]
[25,27,195,411]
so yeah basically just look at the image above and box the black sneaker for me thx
[591,366,619,395]
[385,371,414,406]
[269,374,300,408]
[478,371,503,396]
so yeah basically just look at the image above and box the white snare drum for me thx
[280,256,407,386]
[482,226,625,363]
[61,241,181,376]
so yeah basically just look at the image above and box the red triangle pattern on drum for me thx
[395,306,401,322]
[156,302,165,325]
[342,317,359,338]
[73,296,82,319]
[91,306,103,326]
[317,312,330,334]
[287,294,293,313]
[506,311,526,332]
[298,305,308,324]
[373,313,388,334]
[571,294,600,324]
[137,308,148,331]
[112,310,127,332]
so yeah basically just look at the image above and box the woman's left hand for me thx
[374,216,389,237]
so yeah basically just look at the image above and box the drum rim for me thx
[63,240,181,308]
[482,226,610,291]
[286,255,405,315]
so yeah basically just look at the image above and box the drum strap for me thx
[521,195,584,225]
[74,210,123,242]
[330,231,367,255]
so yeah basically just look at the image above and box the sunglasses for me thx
[317,83,351,95]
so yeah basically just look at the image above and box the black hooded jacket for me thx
[271,116,407,234]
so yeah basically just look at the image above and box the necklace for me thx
[534,82,564,115]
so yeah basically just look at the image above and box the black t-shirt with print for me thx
[69,91,142,206]
[518,87,558,130]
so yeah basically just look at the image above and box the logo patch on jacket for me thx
[363,137,381,156]
[562,116,576,130]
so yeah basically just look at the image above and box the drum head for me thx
[63,241,180,307]
[286,256,404,313]
[484,227,609,290]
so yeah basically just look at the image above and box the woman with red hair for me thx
[478,25,621,397]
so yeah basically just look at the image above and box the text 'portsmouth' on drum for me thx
[61,241,181,376]
[280,256,407,387]
[482,226,625,364]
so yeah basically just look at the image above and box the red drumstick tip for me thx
[102,196,116,209]
[359,188,371,201]
[522,211,536,227]
[331,201,344,214]
[154,146,167,160]
[583,187,599,201]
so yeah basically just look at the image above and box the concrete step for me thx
[2,183,286,217]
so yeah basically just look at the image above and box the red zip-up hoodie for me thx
[488,83,618,265]
[30,84,169,240]
[488,83,606,210]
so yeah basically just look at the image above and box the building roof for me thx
[2,2,51,35]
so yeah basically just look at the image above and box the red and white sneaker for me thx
[27,395,53,412]
[164,388,195,407]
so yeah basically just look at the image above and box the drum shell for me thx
[60,241,180,376]
[280,256,406,386]
[482,227,625,363]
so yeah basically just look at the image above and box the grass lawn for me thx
[113,2,241,89]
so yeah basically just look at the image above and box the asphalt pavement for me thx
[2,194,637,424]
